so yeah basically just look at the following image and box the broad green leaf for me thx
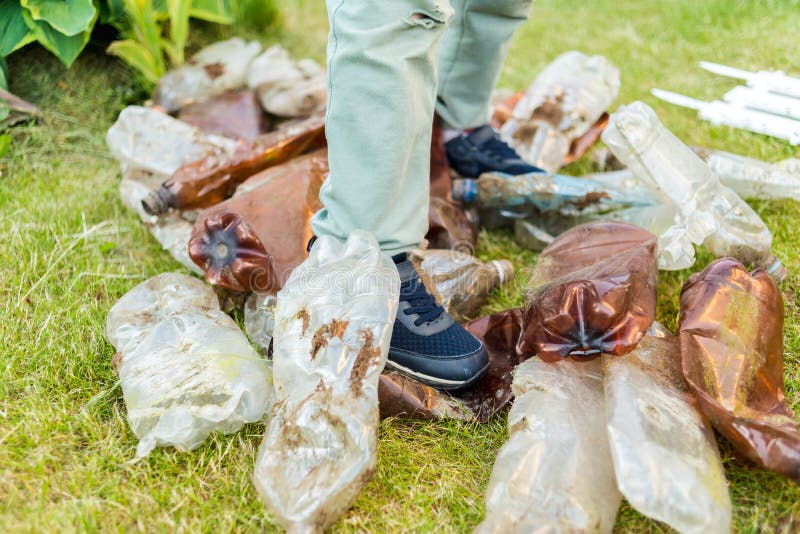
[190,0,234,24]
[0,1,33,56]
[0,57,7,89]
[107,39,162,84]
[20,0,97,37]
[22,9,94,67]
[167,0,189,65]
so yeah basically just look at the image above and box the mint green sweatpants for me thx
[311,0,533,255]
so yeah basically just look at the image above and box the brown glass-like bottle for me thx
[679,257,800,482]
[517,221,658,362]
[177,90,269,140]
[187,151,327,293]
[143,114,326,215]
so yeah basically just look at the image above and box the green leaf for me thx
[189,0,233,24]
[107,39,162,84]
[167,0,189,65]
[99,0,127,25]
[0,133,10,157]
[122,0,164,74]
[22,9,94,67]
[0,57,8,90]
[0,1,33,56]
[20,0,97,37]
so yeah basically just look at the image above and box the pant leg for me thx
[311,0,454,256]
[436,0,533,130]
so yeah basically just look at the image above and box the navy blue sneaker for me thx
[388,253,489,390]
[445,124,544,178]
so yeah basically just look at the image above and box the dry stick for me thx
[0,87,43,115]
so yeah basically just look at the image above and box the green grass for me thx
[2,0,800,531]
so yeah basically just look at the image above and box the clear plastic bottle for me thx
[475,357,621,533]
[499,51,620,172]
[695,147,800,201]
[253,231,399,533]
[408,249,514,322]
[152,38,263,112]
[105,273,274,458]
[602,324,732,533]
[602,101,783,277]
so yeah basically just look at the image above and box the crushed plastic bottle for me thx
[679,257,800,482]
[253,230,399,533]
[451,169,656,215]
[408,249,514,322]
[188,151,327,292]
[475,357,621,533]
[247,45,327,118]
[119,168,202,274]
[462,308,525,420]
[105,273,274,458]
[427,197,478,252]
[378,371,473,420]
[152,38,262,112]
[500,51,620,172]
[602,101,784,277]
[695,147,800,201]
[244,291,278,354]
[602,323,732,533]
[517,221,658,362]
[178,90,269,140]
[142,114,326,215]
[106,106,238,176]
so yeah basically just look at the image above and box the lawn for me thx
[2,0,800,531]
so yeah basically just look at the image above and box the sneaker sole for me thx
[385,358,490,391]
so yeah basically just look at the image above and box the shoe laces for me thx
[402,278,445,326]
[472,126,519,161]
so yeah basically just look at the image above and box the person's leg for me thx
[311,0,454,256]
[436,0,533,131]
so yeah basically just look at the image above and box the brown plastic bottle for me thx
[517,221,658,362]
[187,151,327,292]
[679,257,800,482]
[427,197,478,252]
[177,90,269,140]
[142,114,326,215]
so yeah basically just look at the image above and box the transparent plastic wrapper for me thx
[152,38,262,112]
[500,51,620,172]
[409,249,514,322]
[476,357,621,534]
[119,169,201,274]
[427,197,478,252]
[188,151,327,292]
[178,90,269,140]
[105,273,274,458]
[247,45,327,117]
[603,324,732,533]
[142,114,326,215]
[695,147,800,201]
[253,231,399,532]
[518,221,657,362]
[602,101,783,277]
[462,309,525,420]
[679,258,800,482]
[106,106,238,176]
[451,170,656,215]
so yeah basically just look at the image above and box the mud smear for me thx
[310,319,349,359]
[203,62,225,79]
[350,329,382,397]
[294,308,310,336]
